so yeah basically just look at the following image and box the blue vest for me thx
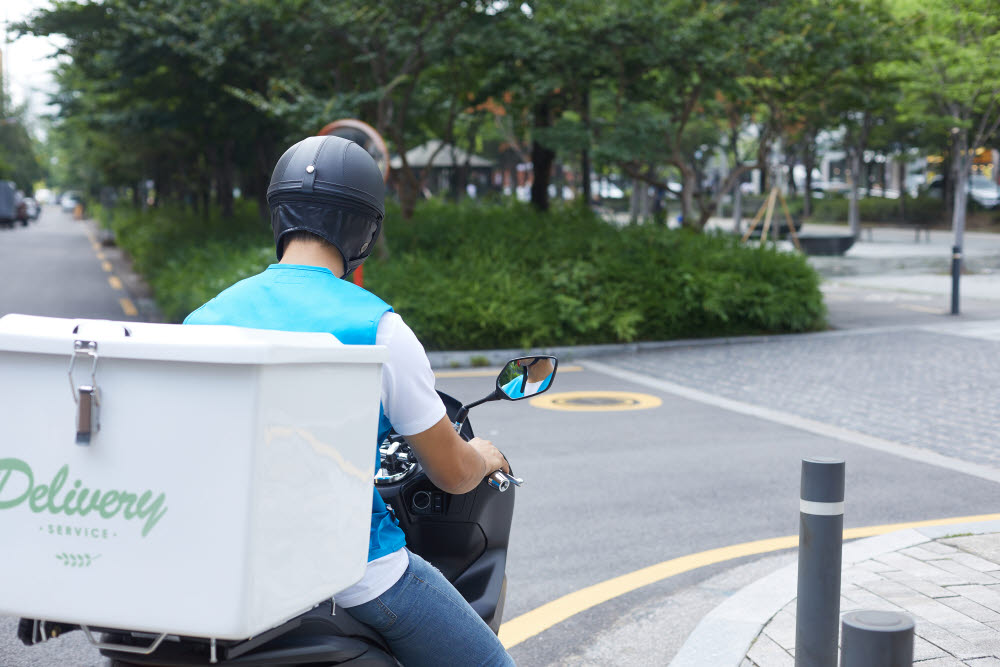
[183,264,407,561]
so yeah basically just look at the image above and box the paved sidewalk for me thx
[671,523,1000,666]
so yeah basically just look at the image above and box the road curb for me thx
[424,323,947,370]
[668,520,1000,667]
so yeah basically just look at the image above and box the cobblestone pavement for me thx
[742,534,1000,666]
[603,324,1000,468]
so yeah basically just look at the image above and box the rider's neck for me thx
[280,239,346,279]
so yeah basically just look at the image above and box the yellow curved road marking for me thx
[435,365,582,379]
[498,512,1000,649]
[529,390,662,412]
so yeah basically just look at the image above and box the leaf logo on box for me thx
[0,458,167,537]
[56,553,101,567]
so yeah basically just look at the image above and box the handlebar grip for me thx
[488,472,510,492]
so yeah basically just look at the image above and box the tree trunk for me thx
[398,175,419,220]
[803,135,816,219]
[896,158,907,222]
[530,101,555,211]
[217,140,235,219]
[952,135,970,251]
[680,168,697,228]
[848,150,862,238]
[629,180,640,224]
[951,133,971,315]
[732,182,743,234]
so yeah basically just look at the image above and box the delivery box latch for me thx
[68,339,101,445]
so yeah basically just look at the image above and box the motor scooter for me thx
[17,355,558,666]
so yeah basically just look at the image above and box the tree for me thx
[891,0,1000,304]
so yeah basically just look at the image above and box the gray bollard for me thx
[795,457,845,667]
[840,610,914,667]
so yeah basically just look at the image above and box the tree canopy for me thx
[16,0,1000,230]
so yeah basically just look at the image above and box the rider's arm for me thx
[378,313,509,495]
[405,418,509,495]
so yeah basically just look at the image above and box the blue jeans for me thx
[344,550,515,667]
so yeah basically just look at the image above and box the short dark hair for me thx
[277,230,329,257]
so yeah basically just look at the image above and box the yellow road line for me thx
[108,276,123,290]
[91,242,100,252]
[119,298,138,317]
[96,251,106,261]
[498,511,1000,649]
[101,260,113,273]
[435,365,583,379]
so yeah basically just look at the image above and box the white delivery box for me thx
[0,315,386,639]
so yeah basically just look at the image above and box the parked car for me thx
[925,175,1000,209]
[969,174,1000,209]
[0,181,17,228]
[60,191,82,213]
[23,197,40,221]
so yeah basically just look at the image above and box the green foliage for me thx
[808,195,945,225]
[101,201,273,321]
[363,200,826,349]
[0,99,45,191]
[108,200,825,346]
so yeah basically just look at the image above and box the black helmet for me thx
[267,135,385,274]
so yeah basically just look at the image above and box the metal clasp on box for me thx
[68,340,100,445]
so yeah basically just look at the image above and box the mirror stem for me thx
[454,389,503,431]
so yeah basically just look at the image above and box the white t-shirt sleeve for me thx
[375,312,446,436]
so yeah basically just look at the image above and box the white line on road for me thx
[583,360,1000,486]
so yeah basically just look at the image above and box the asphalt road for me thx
[1,210,999,666]
[0,207,142,322]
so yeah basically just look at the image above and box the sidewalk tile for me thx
[895,595,993,636]
[854,558,901,574]
[965,631,1000,657]
[884,570,959,598]
[950,552,1000,574]
[913,636,948,661]
[746,633,794,667]
[933,559,1000,585]
[843,565,887,585]
[966,658,1000,666]
[920,542,962,556]
[762,609,796,652]
[952,586,1000,614]
[866,578,934,601]
[842,585,909,614]
[939,596,1000,623]
[915,619,992,660]
[914,658,974,666]
[874,553,968,585]
[903,545,960,561]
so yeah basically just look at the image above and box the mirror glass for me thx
[497,356,558,400]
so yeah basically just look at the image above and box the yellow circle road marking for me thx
[530,390,662,412]
[497,511,1000,649]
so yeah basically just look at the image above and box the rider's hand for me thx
[468,437,510,476]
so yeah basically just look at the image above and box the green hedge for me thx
[103,198,827,349]
[807,195,946,225]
